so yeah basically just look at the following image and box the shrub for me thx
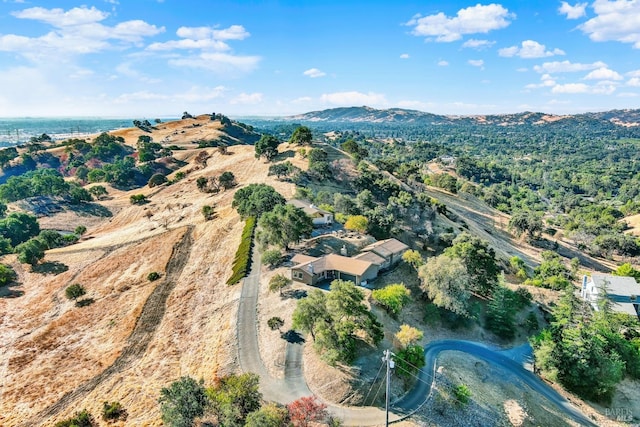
[394,344,425,379]
[226,217,256,285]
[148,272,161,281]
[371,283,411,317]
[268,273,291,295]
[102,401,127,421]
[267,316,284,331]
[54,409,96,427]
[65,283,86,300]
[201,205,216,221]
[148,173,167,188]
[76,298,95,307]
[130,194,148,205]
[262,249,282,267]
[159,376,208,427]
[0,263,16,287]
[454,384,471,405]
[74,225,87,235]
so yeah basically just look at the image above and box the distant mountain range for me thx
[286,106,640,127]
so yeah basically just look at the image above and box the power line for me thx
[363,359,386,406]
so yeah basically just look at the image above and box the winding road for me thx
[237,245,597,426]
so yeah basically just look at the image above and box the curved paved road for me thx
[236,245,595,426]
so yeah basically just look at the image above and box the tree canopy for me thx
[232,184,285,219]
[444,232,499,296]
[258,204,313,249]
[289,126,313,145]
[158,376,208,427]
[418,255,471,317]
[255,134,280,161]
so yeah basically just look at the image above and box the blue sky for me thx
[0,0,639,117]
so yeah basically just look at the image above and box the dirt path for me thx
[21,226,194,426]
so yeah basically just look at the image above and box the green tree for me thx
[218,171,236,189]
[16,238,45,266]
[485,285,517,340]
[0,212,40,246]
[102,401,127,422]
[395,324,423,347]
[444,232,499,296]
[159,376,208,427]
[148,173,167,187]
[293,280,383,365]
[0,263,15,287]
[269,273,292,296]
[613,262,640,281]
[258,204,313,249]
[232,184,285,219]
[65,284,86,301]
[289,126,313,145]
[207,373,262,427]
[130,194,148,205]
[402,249,423,270]
[371,283,411,317]
[255,134,280,161]
[394,345,425,379]
[418,255,471,317]
[454,384,472,405]
[344,215,368,233]
[244,403,288,427]
[54,409,96,427]
[88,185,108,200]
[202,205,216,221]
[509,210,543,238]
[262,249,282,267]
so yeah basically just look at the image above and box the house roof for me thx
[288,199,332,217]
[353,251,387,266]
[591,274,640,299]
[612,302,640,317]
[291,254,319,265]
[292,253,375,277]
[361,238,409,258]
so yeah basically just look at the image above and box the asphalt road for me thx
[237,245,596,426]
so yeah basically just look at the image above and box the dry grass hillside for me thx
[0,117,296,426]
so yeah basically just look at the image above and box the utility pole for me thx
[382,349,395,427]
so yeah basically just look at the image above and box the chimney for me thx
[340,245,347,256]
[307,263,314,274]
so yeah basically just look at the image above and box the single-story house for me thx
[288,199,333,227]
[291,253,379,286]
[360,238,409,270]
[290,238,409,287]
[581,274,640,318]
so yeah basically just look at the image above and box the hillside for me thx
[285,105,640,128]
[0,117,296,426]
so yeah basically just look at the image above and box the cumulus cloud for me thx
[400,53,410,59]
[0,5,163,59]
[627,77,640,87]
[406,4,514,42]
[579,0,640,48]
[499,40,565,58]
[628,69,640,77]
[437,60,449,66]
[534,60,607,73]
[230,92,263,105]
[303,68,326,78]
[320,91,387,106]
[551,82,616,94]
[558,2,588,19]
[584,67,623,80]
[525,73,557,89]
[149,24,249,51]
[468,59,484,68]
[462,39,495,49]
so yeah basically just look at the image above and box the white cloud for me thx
[551,82,617,94]
[400,53,410,59]
[462,39,495,49]
[584,67,623,80]
[558,2,587,19]
[149,24,249,51]
[627,77,640,86]
[12,6,108,27]
[303,68,326,78]
[230,92,263,105]
[499,40,565,58]
[626,69,640,77]
[169,52,261,75]
[406,4,514,42]
[579,0,640,48]
[437,60,449,66]
[552,83,590,93]
[526,73,557,89]
[468,59,484,68]
[320,91,387,106]
[534,60,607,73]
[1,6,163,59]
[213,25,250,40]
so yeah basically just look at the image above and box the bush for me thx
[262,249,282,267]
[227,217,256,285]
[148,272,161,281]
[201,205,216,221]
[130,194,148,205]
[454,384,471,405]
[159,376,208,427]
[65,283,86,300]
[267,316,284,331]
[148,173,167,188]
[102,401,127,421]
[54,409,96,427]
[76,298,95,307]
[394,345,425,379]
[0,263,15,287]
[74,225,87,235]
[371,283,411,317]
